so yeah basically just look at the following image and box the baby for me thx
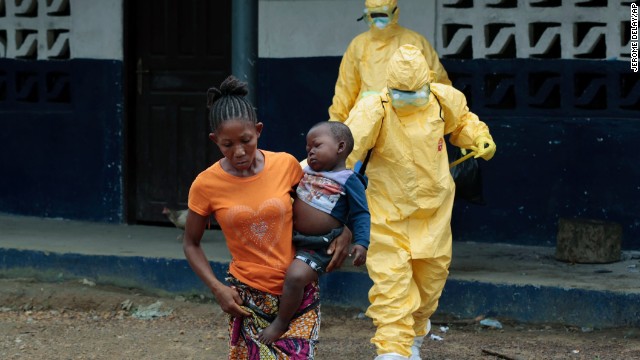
[258,121,370,343]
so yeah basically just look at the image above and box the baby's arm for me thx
[345,172,371,267]
[350,244,367,266]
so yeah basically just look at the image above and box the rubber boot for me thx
[409,320,431,360]
[374,353,409,360]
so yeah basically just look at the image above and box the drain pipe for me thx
[231,0,258,105]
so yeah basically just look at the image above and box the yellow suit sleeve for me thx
[419,38,451,86]
[328,42,362,122]
[343,94,386,169]
[430,83,491,149]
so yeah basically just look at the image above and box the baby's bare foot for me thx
[258,320,288,344]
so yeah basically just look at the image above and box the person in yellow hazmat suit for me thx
[328,0,451,122]
[342,44,496,360]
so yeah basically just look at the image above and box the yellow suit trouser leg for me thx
[366,196,453,355]
[411,192,454,338]
[411,255,451,337]
[366,222,419,357]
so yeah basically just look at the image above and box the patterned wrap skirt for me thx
[227,276,321,359]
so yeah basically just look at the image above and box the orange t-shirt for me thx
[188,150,303,295]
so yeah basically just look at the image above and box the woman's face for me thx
[210,119,263,173]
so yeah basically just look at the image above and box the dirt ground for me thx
[1,278,638,360]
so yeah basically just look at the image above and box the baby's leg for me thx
[258,259,318,344]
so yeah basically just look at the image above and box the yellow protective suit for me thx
[328,0,451,122]
[343,45,494,357]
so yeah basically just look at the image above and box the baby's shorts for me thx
[293,226,344,274]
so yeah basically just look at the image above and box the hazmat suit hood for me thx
[363,0,400,36]
[365,0,398,17]
[386,44,430,91]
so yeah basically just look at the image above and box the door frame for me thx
[123,0,135,223]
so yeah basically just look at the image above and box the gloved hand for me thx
[470,134,496,161]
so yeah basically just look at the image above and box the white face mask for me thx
[371,17,390,29]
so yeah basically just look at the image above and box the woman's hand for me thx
[214,285,251,317]
[183,211,250,318]
[325,226,352,272]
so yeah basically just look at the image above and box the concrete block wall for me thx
[0,0,125,222]
[0,0,122,60]
[438,0,630,60]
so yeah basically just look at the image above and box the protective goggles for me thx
[389,84,430,108]
[358,5,397,27]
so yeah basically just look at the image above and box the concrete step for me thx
[1,214,638,328]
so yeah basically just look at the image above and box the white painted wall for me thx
[71,0,123,60]
[259,0,630,61]
[4,0,628,62]
[0,0,123,60]
[258,0,438,58]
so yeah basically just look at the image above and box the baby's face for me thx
[305,125,342,172]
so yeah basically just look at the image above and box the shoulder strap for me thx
[358,149,373,176]
[431,85,445,122]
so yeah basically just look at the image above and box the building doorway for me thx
[127,0,231,223]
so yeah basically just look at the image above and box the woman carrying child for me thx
[182,76,352,359]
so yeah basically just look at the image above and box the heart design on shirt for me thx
[250,221,269,239]
[226,198,286,268]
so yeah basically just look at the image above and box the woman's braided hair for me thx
[206,75,257,132]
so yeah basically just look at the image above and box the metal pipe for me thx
[231,0,258,105]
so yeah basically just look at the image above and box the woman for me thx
[183,75,352,359]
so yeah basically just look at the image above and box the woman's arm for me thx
[183,210,250,317]
[325,226,352,272]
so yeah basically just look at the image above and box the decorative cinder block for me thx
[556,218,622,264]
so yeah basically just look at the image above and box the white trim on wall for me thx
[71,0,123,60]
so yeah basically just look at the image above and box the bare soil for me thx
[1,278,638,360]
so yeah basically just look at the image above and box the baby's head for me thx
[306,121,354,172]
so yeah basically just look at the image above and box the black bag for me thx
[450,147,485,205]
